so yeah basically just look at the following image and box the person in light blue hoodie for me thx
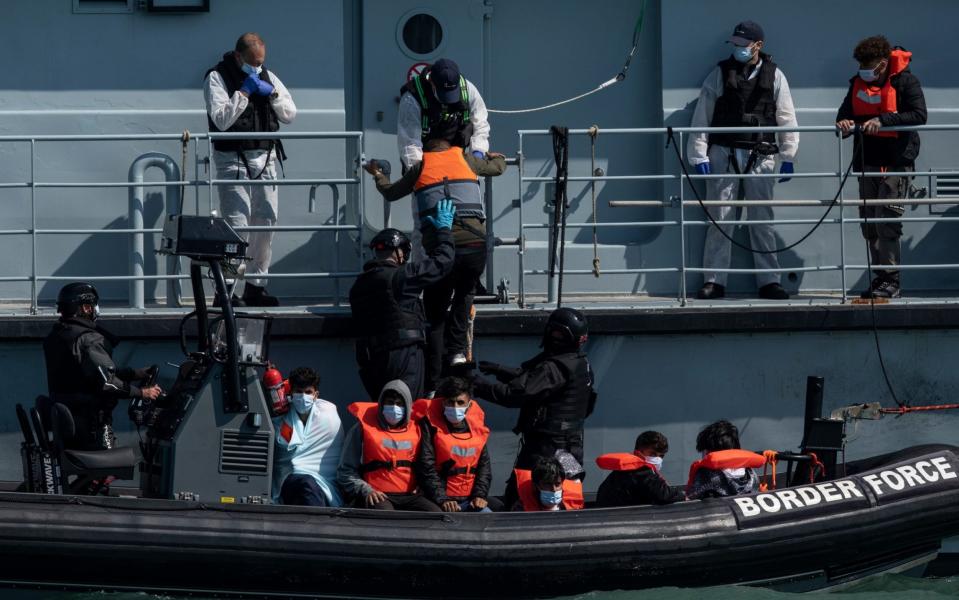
[272,367,344,506]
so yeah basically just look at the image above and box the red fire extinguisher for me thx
[263,364,290,416]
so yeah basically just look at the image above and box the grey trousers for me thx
[701,145,781,288]
[859,165,909,282]
[214,149,278,288]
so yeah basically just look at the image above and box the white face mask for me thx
[646,455,664,469]
[291,392,315,414]
[382,404,405,426]
[241,62,262,76]
[859,68,879,83]
[93,305,100,320]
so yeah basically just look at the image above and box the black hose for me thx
[667,127,856,254]
[550,126,570,307]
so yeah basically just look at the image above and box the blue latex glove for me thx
[472,150,485,159]
[423,199,456,231]
[254,78,275,97]
[695,161,711,176]
[779,161,794,183]
[240,75,259,96]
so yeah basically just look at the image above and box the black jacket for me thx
[836,68,927,167]
[349,229,455,350]
[414,417,492,504]
[595,468,685,508]
[42,317,144,403]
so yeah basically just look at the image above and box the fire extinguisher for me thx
[262,364,290,417]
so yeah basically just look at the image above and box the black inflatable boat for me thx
[0,444,956,598]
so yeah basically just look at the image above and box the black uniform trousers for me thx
[423,247,487,392]
[357,343,425,401]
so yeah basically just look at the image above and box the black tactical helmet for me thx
[56,282,99,314]
[369,228,413,259]
[543,307,588,351]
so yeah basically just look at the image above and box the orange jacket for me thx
[851,48,911,138]
[686,449,767,490]
[348,401,425,494]
[424,398,490,498]
[514,468,584,511]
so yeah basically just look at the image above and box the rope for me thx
[487,1,646,115]
[880,403,959,415]
[179,129,190,215]
[759,450,778,492]
[589,125,600,277]
[549,126,570,307]
[806,452,825,484]
[666,127,855,255]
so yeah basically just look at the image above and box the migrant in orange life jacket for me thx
[424,397,490,498]
[685,449,767,491]
[851,48,912,139]
[514,468,585,511]
[596,452,659,473]
[348,400,427,494]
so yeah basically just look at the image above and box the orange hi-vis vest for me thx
[514,468,585,512]
[425,398,490,498]
[413,147,484,222]
[349,401,426,494]
[685,449,767,490]
[596,452,659,473]
[851,48,912,139]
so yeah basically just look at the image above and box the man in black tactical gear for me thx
[349,200,456,400]
[42,282,163,450]
[474,307,597,504]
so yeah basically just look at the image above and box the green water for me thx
[2,575,958,600]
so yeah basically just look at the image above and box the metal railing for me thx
[515,124,959,306]
[0,131,366,313]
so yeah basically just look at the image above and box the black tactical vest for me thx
[517,351,595,438]
[709,54,778,149]
[42,318,111,397]
[401,68,473,148]
[206,53,280,153]
[349,262,426,350]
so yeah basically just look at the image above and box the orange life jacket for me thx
[514,468,585,512]
[414,147,479,191]
[425,398,490,498]
[595,452,658,473]
[348,401,426,494]
[686,449,767,490]
[851,48,911,139]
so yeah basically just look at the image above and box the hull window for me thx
[402,13,444,56]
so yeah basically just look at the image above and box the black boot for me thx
[696,282,725,300]
[243,283,280,307]
[758,282,789,300]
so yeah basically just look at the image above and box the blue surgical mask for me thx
[291,392,314,414]
[444,404,468,424]
[241,63,262,76]
[539,489,563,506]
[646,455,664,469]
[859,68,879,83]
[733,45,755,63]
[382,404,405,426]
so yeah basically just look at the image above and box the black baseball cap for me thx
[728,21,764,46]
[429,58,462,105]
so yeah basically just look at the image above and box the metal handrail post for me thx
[517,134,525,307]
[30,139,37,315]
[484,174,495,294]
[358,133,366,274]
[332,183,341,306]
[677,131,688,306]
[206,136,214,215]
[837,134,848,303]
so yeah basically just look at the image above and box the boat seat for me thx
[63,447,136,477]
[48,401,138,493]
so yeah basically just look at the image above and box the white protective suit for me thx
[397,78,489,258]
[204,69,296,287]
[272,398,344,506]
[686,59,799,288]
